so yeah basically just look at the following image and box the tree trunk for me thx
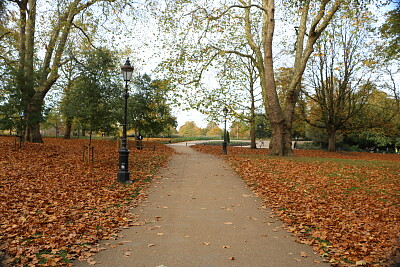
[250,126,257,149]
[250,85,257,149]
[327,127,337,152]
[261,1,293,156]
[64,118,72,139]
[25,93,43,143]
[269,121,293,156]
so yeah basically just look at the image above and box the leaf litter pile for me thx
[0,137,173,266]
[193,145,400,266]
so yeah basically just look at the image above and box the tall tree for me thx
[61,48,121,138]
[344,88,400,149]
[179,121,201,137]
[379,4,400,59]
[3,0,129,143]
[158,0,374,156]
[302,8,376,151]
[128,74,177,137]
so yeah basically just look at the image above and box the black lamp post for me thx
[117,58,134,183]
[222,107,228,155]
[19,111,24,136]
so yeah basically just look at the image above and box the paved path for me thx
[75,145,326,267]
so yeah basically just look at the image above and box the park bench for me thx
[129,140,156,151]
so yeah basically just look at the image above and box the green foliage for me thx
[61,48,120,135]
[128,74,177,137]
[41,107,63,136]
[255,115,271,139]
[379,6,400,59]
[0,67,23,133]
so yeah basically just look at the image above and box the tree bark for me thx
[25,92,43,143]
[249,72,257,149]
[327,126,337,152]
[64,118,72,139]
[262,0,293,156]
[250,124,257,149]
[269,121,293,156]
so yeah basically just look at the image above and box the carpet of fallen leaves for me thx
[0,137,174,266]
[193,145,400,266]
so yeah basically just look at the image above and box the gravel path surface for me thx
[74,144,326,267]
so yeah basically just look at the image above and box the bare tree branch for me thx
[72,22,98,50]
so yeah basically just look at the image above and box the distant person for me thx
[137,133,143,150]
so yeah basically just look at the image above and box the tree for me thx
[158,0,370,156]
[2,0,129,143]
[207,125,223,136]
[41,106,63,137]
[179,121,201,137]
[379,4,400,59]
[61,48,121,140]
[128,74,177,137]
[0,70,22,134]
[255,114,271,139]
[302,8,376,151]
[344,88,400,150]
[229,120,250,139]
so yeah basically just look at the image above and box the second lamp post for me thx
[222,107,228,155]
[117,58,134,183]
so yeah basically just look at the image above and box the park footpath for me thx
[74,143,327,267]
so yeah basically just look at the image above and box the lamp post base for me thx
[117,170,130,183]
[117,147,130,183]
[222,142,227,155]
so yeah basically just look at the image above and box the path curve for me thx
[74,145,327,267]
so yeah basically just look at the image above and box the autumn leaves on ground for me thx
[193,145,400,266]
[0,137,399,266]
[0,137,173,266]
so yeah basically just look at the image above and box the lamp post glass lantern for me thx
[117,58,134,183]
[222,107,228,155]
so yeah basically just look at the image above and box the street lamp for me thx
[117,58,134,183]
[222,107,228,155]
[19,111,24,137]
